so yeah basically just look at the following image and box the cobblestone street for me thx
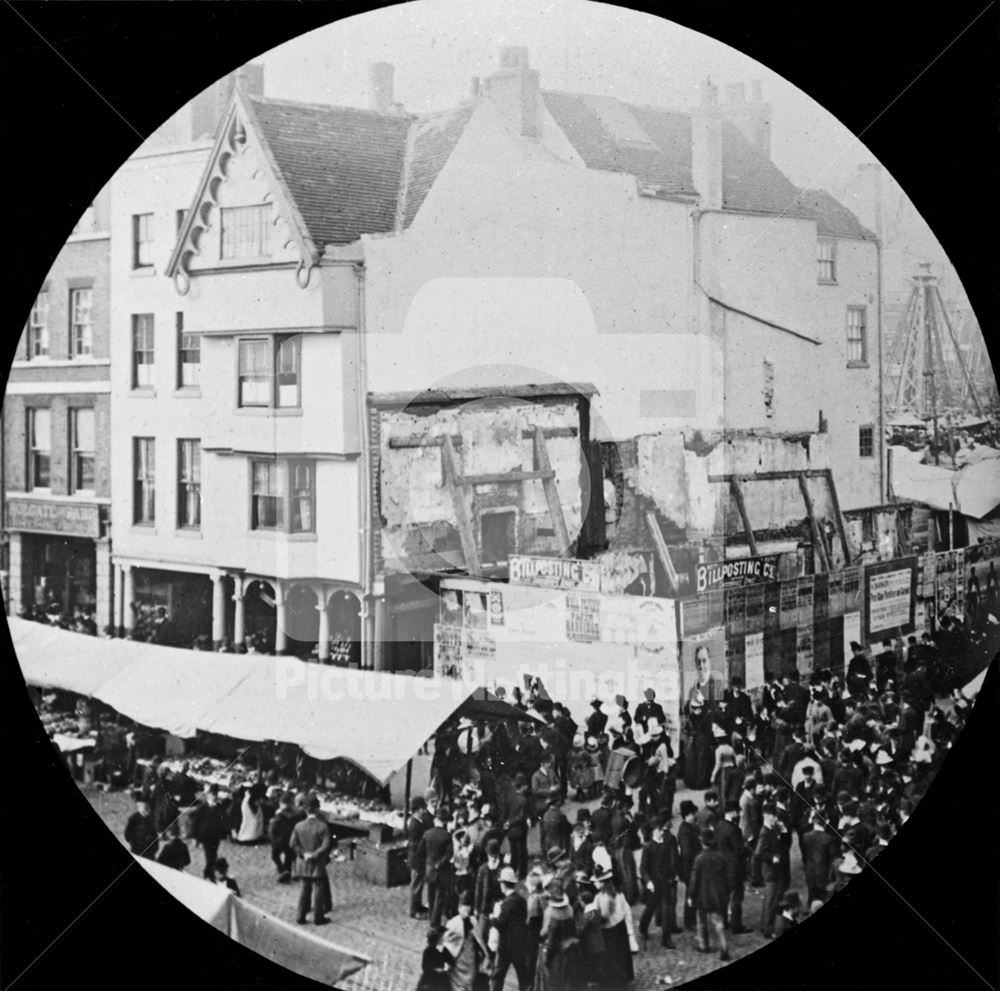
[86,785,804,990]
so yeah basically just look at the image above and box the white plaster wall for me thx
[362,102,719,443]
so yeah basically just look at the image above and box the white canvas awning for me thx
[136,858,369,985]
[889,446,1000,519]
[9,618,135,696]
[8,619,529,785]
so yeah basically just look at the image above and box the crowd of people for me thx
[110,628,982,991]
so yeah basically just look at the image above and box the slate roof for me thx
[400,103,476,229]
[542,91,873,238]
[249,97,412,246]
[245,91,871,250]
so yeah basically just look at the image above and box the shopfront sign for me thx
[7,498,101,538]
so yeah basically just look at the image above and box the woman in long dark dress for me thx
[683,700,715,790]
[533,878,582,991]
[594,871,635,986]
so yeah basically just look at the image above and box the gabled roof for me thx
[400,103,477,229]
[542,90,873,238]
[249,97,412,246]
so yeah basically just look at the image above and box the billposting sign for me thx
[695,556,779,594]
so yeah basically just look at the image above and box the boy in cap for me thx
[688,827,730,961]
[774,891,801,936]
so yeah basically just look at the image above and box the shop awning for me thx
[135,858,369,985]
[7,618,533,785]
[8,618,136,696]
[197,659,534,784]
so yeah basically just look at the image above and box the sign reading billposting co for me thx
[865,557,917,639]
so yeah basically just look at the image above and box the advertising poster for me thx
[433,624,464,680]
[935,550,956,620]
[744,631,765,690]
[866,557,917,639]
[488,590,505,627]
[680,626,727,706]
[843,612,861,665]
[779,580,798,630]
[843,567,862,615]
[744,583,764,636]
[725,586,746,637]
[680,597,710,638]
[828,571,845,618]
[954,548,966,614]
[725,636,746,687]
[599,550,655,596]
[566,592,600,643]
[463,590,489,630]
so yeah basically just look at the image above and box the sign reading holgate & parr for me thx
[6,498,101,538]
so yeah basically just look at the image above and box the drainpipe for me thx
[353,263,374,669]
[876,237,886,503]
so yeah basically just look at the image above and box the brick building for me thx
[2,189,113,629]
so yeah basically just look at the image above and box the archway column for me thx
[122,566,135,634]
[210,570,227,649]
[313,585,333,662]
[232,576,246,652]
[274,580,288,654]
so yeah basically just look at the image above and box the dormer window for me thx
[221,204,272,260]
[817,238,836,284]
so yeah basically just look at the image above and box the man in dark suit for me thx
[190,785,228,880]
[407,796,431,919]
[420,807,454,930]
[694,792,719,832]
[569,812,594,876]
[801,812,837,904]
[875,639,898,693]
[124,794,159,860]
[774,891,801,936]
[715,800,748,933]
[590,792,615,846]
[289,796,332,925]
[676,800,701,931]
[504,776,530,879]
[755,803,783,938]
[490,867,532,991]
[778,727,808,782]
[791,766,822,857]
[689,828,730,961]
[540,797,571,858]
[639,812,677,948]
[634,688,667,734]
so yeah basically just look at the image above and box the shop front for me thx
[5,496,110,632]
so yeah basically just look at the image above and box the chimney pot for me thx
[369,62,395,114]
[499,45,530,69]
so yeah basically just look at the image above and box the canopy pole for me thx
[404,758,412,818]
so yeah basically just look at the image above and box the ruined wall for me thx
[609,428,837,549]
[377,398,589,574]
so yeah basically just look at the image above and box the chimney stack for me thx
[369,62,395,114]
[484,46,540,138]
[692,78,723,210]
[721,79,772,158]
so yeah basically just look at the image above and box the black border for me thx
[2,3,998,990]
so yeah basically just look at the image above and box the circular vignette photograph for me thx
[1,3,997,991]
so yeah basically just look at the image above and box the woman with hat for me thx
[593,868,635,985]
[534,876,582,991]
[683,694,715,790]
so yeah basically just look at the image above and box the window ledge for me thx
[174,528,203,539]
[130,525,158,535]
[173,388,202,399]
[846,361,870,369]
[248,530,317,542]
[130,388,158,398]
[235,407,303,417]
[131,267,158,278]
